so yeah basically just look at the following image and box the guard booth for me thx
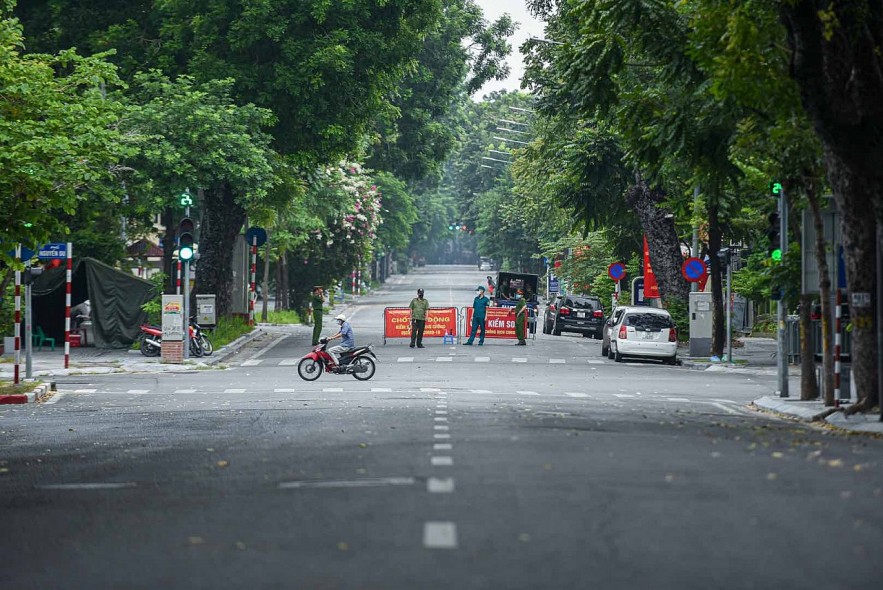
[689,291,713,357]
[195,294,217,326]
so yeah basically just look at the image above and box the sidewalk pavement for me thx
[681,336,792,377]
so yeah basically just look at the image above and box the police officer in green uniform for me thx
[514,288,527,345]
[311,286,324,346]
[409,288,429,348]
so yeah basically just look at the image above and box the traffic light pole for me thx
[183,258,190,360]
[25,258,32,379]
[726,259,733,364]
[777,189,789,397]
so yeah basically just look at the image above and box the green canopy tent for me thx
[31,258,156,348]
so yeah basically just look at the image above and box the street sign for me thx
[631,277,646,305]
[549,277,559,294]
[607,262,626,281]
[245,227,268,248]
[37,242,68,260]
[6,246,36,260]
[681,257,708,283]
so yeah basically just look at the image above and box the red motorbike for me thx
[138,321,206,357]
[297,338,377,381]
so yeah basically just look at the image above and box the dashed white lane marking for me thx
[517,390,540,396]
[73,389,97,393]
[710,402,741,415]
[434,434,451,439]
[42,392,65,405]
[713,398,736,404]
[564,392,589,398]
[279,359,299,366]
[372,387,392,392]
[241,359,263,366]
[174,389,197,394]
[427,477,455,493]
[614,394,635,398]
[434,417,448,422]
[127,389,150,394]
[274,388,296,393]
[587,359,604,364]
[434,425,450,431]
[279,477,415,489]
[470,389,492,394]
[436,357,453,362]
[424,522,458,549]
[549,358,566,364]
[435,410,447,415]
[512,358,527,363]
[398,357,414,363]
[431,456,453,466]
[433,443,452,450]
[37,483,137,490]
[323,388,344,393]
[475,357,490,362]
[224,389,246,394]
[666,397,691,402]
[421,388,441,392]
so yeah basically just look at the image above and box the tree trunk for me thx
[782,2,882,412]
[806,183,834,405]
[194,183,246,317]
[707,203,725,357]
[160,207,177,294]
[799,293,819,400]
[261,241,271,322]
[281,250,290,310]
[624,180,690,304]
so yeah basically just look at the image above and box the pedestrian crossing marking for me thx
[224,388,246,393]
[174,389,197,394]
[323,388,343,393]
[475,357,490,362]
[372,387,392,392]
[241,359,263,366]
[274,388,296,393]
[564,392,589,398]
[279,359,299,366]
[512,358,527,363]
[398,357,414,363]
[436,357,453,362]
[587,359,604,364]
[549,359,565,364]
[127,389,150,394]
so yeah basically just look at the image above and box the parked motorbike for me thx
[297,339,377,381]
[139,320,205,358]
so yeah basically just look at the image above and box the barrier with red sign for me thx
[383,307,459,344]
[463,306,531,341]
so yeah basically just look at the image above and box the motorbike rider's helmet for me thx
[417,288,424,297]
[335,314,346,324]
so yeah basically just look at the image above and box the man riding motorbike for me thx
[325,313,355,366]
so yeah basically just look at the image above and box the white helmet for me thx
[335,314,346,322]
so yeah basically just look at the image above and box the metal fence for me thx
[785,316,852,365]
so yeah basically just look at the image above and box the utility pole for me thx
[777,186,789,397]
[25,258,32,379]
[726,252,733,364]
[692,185,700,293]
[877,220,882,421]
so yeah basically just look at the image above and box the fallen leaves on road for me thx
[827,459,844,468]
[766,473,778,481]
[217,460,229,468]
[337,542,349,551]
[188,536,205,546]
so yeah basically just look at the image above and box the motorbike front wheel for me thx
[189,338,204,357]
[139,334,160,357]
[297,358,323,381]
[351,356,376,381]
[199,335,213,356]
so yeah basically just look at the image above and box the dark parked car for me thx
[543,295,605,338]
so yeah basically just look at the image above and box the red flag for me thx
[643,235,660,298]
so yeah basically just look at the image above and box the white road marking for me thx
[241,359,263,366]
[470,389,492,394]
[475,357,490,362]
[517,390,540,396]
[433,434,451,439]
[710,402,741,415]
[323,388,344,393]
[434,425,450,431]
[73,389,97,393]
[564,392,589,398]
[423,522,458,549]
[274,388,296,393]
[42,392,65,405]
[174,389,197,394]
[224,389,246,394]
[279,359,299,366]
[436,357,453,362]
[614,394,635,398]
[712,399,736,404]
[434,417,448,422]
[431,456,453,466]
[278,477,415,489]
[512,358,527,363]
[372,387,392,392]
[37,483,137,490]
[398,357,414,363]
[433,443,452,450]
[127,389,150,394]
[587,359,604,364]
[666,398,691,402]
[549,358,566,364]
[427,477,455,493]
[249,334,289,360]
[435,410,447,415]
[421,388,441,392]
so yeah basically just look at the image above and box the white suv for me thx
[608,307,678,365]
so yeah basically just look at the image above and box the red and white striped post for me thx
[176,260,182,295]
[13,245,21,385]
[351,270,356,296]
[64,242,73,369]
[249,236,257,327]
[834,290,842,404]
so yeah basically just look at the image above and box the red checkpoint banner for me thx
[383,307,458,341]
[464,307,527,340]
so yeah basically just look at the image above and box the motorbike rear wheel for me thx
[199,335,213,356]
[189,338,204,357]
[297,358,323,381]
[139,334,160,357]
[351,356,376,381]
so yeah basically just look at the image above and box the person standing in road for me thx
[514,288,528,345]
[486,275,496,296]
[463,285,490,345]
[311,286,324,346]
[409,288,429,348]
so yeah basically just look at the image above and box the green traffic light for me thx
[771,248,782,262]
[180,192,193,207]
[179,246,194,261]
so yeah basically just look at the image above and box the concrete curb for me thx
[0,382,51,405]
[204,327,266,365]
[752,396,883,435]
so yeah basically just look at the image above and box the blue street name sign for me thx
[38,243,68,260]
